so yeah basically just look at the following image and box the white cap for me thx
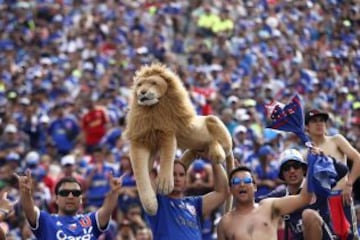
[6,152,20,161]
[279,149,305,165]
[39,115,50,124]
[61,155,76,166]
[234,125,247,135]
[40,57,52,65]
[228,96,239,104]
[339,87,349,94]
[25,151,40,165]
[20,97,30,105]
[235,108,250,122]
[278,149,307,180]
[4,124,17,133]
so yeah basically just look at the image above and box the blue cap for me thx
[31,167,46,181]
[258,145,275,157]
[192,159,206,172]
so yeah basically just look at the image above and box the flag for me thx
[265,94,338,196]
[265,94,310,145]
[306,152,337,196]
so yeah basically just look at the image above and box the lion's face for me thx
[134,75,168,106]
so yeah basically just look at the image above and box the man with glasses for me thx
[217,163,313,240]
[258,149,337,240]
[305,109,360,239]
[15,170,126,240]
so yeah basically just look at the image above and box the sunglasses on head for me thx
[58,189,82,197]
[282,162,302,172]
[231,176,253,186]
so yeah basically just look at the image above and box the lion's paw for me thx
[141,195,158,216]
[156,175,174,195]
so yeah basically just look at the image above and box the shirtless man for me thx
[305,109,360,238]
[217,165,312,240]
[305,109,360,203]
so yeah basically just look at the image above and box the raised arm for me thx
[202,163,229,217]
[271,175,312,216]
[97,172,126,229]
[335,135,360,194]
[15,170,38,227]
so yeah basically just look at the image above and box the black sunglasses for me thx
[282,162,302,172]
[58,189,82,197]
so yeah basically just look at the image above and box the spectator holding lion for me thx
[145,153,229,240]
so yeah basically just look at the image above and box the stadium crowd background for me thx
[0,0,359,239]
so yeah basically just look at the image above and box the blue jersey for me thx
[254,162,279,198]
[29,210,108,240]
[85,164,114,207]
[146,195,203,240]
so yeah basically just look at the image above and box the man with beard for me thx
[15,170,126,240]
[217,161,313,240]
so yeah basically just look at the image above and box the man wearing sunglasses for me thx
[257,149,337,240]
[217,162,313,240]
[15,169,126,240]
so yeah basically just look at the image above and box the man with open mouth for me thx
[217,153,313,240]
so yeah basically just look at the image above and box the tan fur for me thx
[124,63,234,215]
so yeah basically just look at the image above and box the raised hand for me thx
[14,170,33,195]
[108,172,127,195]
[0,191,16,219]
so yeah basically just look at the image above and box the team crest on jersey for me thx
[185,203,196,216]
[79,216,92,228]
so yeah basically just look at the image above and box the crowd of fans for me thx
[0,0,359,239]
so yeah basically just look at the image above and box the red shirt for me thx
[81,108,108,145]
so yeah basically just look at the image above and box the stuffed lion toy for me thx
[124,63,234,215]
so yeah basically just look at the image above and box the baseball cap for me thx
[233,125,247,135]
[304,109,329,125]
[278,149,307,180]
[39,115,50,124]
[258,145,275,157]
[4,124,17,133]
[228,96,239,104]
[192,159,206,172]
[25,151,40,166]
[61,155,76,166]
[6,152,20,162]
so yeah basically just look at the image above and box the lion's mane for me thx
[124,63,196,149]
